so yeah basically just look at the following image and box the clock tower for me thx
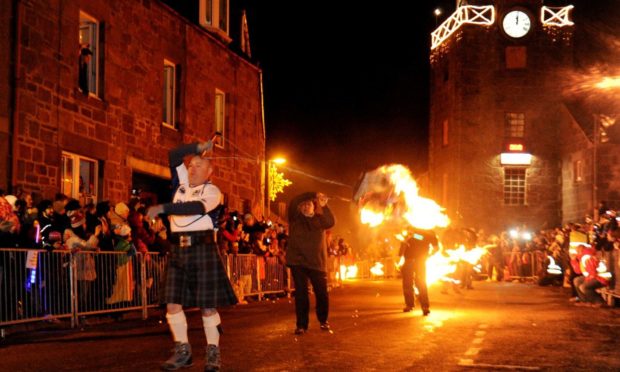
[428,0,575,231]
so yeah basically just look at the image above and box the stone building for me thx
[428,0,619,232]
[0,0,265,214]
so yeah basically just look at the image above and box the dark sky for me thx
[242,0,457,186]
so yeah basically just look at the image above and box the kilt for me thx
[164,231,238,308]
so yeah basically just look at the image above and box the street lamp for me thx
[434,8,442,27]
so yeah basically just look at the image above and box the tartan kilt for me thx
[164,234,238,308]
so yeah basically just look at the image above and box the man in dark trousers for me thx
[399,228,438,316]
[287,192,335,335]
[147,139,237,372]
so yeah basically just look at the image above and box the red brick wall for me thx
[0,0,13,192]
[10,0,264,209]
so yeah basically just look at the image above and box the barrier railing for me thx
[0,249,293,331]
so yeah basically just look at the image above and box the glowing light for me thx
[431,5,495,50]
[522,232,532,241]
[509,230,518,239]
[595,76,620,90]
[500,153,532,165]
[370,262,385,276]
[271,157,286,165]
[541,5,574,27]
[508,144,524,151]
[357,164,449,230]
[434,8,442,17]
[268,162,292,201]
[339,265,358,280]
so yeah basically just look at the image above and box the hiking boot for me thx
[422,309,430,316]
[161,342,193,371]
[403,306,414,313]
[205,344,221,372]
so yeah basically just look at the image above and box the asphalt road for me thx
[2,279,620,371]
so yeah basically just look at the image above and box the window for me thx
[442,119,449,146]
[214,89,225,147]
[505,112,525,138]
[199,0,229,34]
[442,173,448,206]
[79,12,100,96]
[504,168,526,205]
[61,152,99,205]
[574,160,583,182]
[163,60,176,128]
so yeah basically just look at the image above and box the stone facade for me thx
[429,0,584,232]
[1,0,265,213]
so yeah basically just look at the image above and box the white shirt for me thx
[170,163,222,233]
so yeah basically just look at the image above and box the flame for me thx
[358,164,449,230]
[370,262,384,276]
[339,265,358,280]
[403,245,489,285]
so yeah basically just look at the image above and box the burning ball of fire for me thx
[353,164,449,230]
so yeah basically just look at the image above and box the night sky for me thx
[242,0,458,188]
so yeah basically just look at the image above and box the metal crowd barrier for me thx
[1,249,294,332]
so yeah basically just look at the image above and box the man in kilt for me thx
[148,139,237,371]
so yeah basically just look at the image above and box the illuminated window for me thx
[504,168,526,206]
[62,152,99,205]
[79,12,100,97]
[163,60,176,128]
[442,119,449,146]
[199,0,229,34]
[505,112,525,138]
[214,89,225,148]
[574,160,583,182]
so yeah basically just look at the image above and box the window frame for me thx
[61,151,99,204]
[504,112,525,138]
[199,0,229,34]
[503,167,527,206]
[163,59,177,129]
[574,160,583,183]
[79,11,100,98]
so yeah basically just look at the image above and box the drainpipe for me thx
[9,0,22,194]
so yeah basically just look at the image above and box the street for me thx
[2,279,620,371]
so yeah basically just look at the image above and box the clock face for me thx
[502,10,532,38]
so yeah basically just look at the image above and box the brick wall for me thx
[9,0,264,210]
[0,0,13,192]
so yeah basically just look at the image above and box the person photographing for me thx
[286,192,335,335]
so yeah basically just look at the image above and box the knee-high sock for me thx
[202,312,221,346]
[166,311,189,344]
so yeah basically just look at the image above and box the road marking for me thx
[464,347,480,356]
[472,337,483,345]
[475,330,486,337]
[479,324,489,329]
[457,362,541,370]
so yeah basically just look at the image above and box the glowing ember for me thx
[425,245,488,285]
[370,262,385,276]
[595,76,620,90]
[354,164,449,230]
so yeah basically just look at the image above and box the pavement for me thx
[2,279,620,371]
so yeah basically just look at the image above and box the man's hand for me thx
[317,193,328,207]
[146,205,165,220]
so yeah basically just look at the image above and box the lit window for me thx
[62,152,99,205]
[79,12,100,97]
[505,112,525,138]
[214,89,225,148]
[574,160,583,182]
[504,168,526,206]
[163,60,176,128]
[199,0,229,34]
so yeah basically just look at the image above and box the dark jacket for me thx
[399,229,438,260]
[286,192,335,272]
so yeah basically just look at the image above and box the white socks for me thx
[202,312,221,346]
[166,311,189,344]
